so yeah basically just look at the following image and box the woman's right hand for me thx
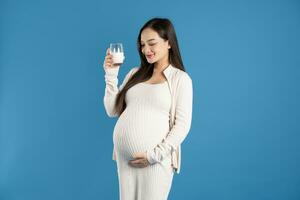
[103,48,123,69]
[103,48,115,69]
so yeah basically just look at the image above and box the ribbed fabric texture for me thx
[104,65,194,174]
[113,81,174,200]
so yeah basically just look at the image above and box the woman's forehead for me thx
[141,28,160,42]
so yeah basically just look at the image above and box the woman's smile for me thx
[146,54,155,59]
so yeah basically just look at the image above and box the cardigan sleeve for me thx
[103,66,137,117]
[146,73,193,164]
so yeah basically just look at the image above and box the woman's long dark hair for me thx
[114,17,185,116]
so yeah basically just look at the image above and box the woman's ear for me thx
[165,39,171,49]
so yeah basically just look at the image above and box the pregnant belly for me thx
[113,110,169,161]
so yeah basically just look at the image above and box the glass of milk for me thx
[110,43,125,66]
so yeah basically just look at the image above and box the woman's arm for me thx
[103,66,137,117]
[146,73,193,164]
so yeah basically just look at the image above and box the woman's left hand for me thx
[128,152,150,168]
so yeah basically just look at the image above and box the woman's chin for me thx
[146,59,157,64]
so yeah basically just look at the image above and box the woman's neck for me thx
[153,57,170,74]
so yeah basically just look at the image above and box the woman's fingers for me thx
[129,158,144,164]
[131,163,146,168]
[128,158,148,168]
[103,49,113,68]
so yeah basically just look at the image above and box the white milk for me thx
[112,52,125,65]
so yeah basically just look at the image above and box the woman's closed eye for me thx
[141,43,157,47]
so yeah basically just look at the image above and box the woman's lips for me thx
[146,54,154,59]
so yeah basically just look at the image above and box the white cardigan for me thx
[103,64,193,174]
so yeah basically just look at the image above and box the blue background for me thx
[1,0,299,199]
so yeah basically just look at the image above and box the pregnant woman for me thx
[103,18,193,200]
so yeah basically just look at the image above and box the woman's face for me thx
[140,28,170,64]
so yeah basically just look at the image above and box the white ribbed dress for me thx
[113,81,174,200]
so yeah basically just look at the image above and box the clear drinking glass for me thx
[110,43,125,66]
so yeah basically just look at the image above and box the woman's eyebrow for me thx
[141,39,156,43]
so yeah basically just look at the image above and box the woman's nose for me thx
[144,46,152,54]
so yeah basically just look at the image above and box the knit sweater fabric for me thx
[104,66,174,199]
[104,65,193,175]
